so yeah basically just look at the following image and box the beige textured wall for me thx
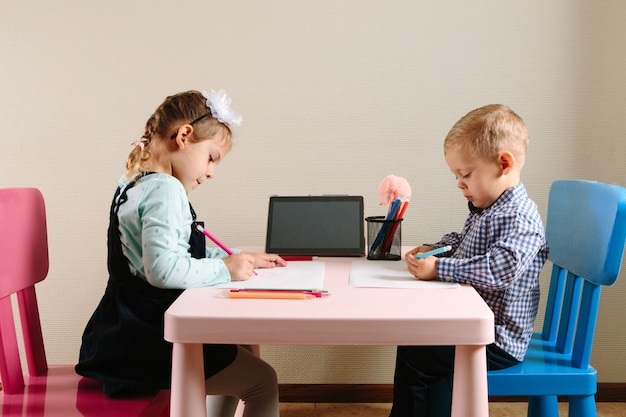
[2,1,625,384]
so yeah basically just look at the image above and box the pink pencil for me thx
[197,224,233,254]
[196,224,258,276]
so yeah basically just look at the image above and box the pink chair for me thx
[0,188,170,416]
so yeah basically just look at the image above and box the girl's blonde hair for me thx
[443,104,528,166]
[126,90,232,177]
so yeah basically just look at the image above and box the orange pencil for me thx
[227,291,315,300]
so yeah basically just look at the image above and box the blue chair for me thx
[488,180,626,417]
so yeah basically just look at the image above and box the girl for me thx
[76,89,286,417]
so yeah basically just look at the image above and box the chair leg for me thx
[568,395,597,417]
[527,395,559,417]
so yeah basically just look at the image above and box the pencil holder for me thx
[366,216,402,260]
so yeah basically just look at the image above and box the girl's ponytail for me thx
[125,114,157,178]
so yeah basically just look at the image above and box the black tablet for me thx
[265,195,365,256]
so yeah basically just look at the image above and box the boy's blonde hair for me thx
[126,90,232,177]
[443,104,528,167]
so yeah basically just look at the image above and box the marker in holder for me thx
[366,215,402,260]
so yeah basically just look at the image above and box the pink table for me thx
[164,255,494,417]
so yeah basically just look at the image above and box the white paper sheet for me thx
[215,261,326,289]
[349,260,459,289]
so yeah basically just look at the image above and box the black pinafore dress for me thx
[75,175,237,397]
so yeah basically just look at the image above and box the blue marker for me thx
[414,245,453,259]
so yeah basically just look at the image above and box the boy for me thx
[389,104,549,417]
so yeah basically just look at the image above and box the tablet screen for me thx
[265,196,365,256]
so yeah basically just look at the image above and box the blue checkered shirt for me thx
[431,183,549,361]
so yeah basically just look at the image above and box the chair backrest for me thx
[0,188,50,393]
[541,180,626,368]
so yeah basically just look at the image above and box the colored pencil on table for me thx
[228,291,316,300]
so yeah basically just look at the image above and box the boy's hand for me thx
[405,246,439,280]
[405,245,435,258]
[223,253,257,281]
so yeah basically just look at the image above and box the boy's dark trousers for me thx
[389,344,518,417]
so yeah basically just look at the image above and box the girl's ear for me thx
[173,124,194,149]
[499,151,516,174]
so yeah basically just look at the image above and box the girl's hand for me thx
[243,252,288,269]
[223,253,257,281]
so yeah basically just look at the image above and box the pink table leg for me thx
[451,345,489,417]
[170,342,206,417]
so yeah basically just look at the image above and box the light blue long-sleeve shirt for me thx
[116,173,233,289]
